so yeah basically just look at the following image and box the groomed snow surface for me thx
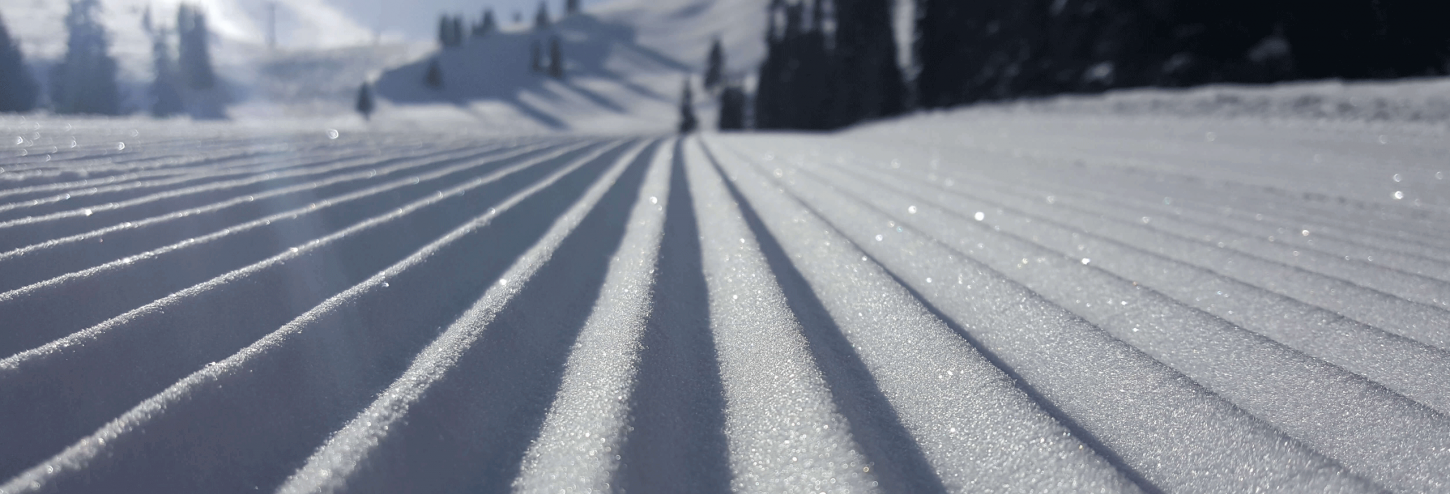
[1,103,1449,493]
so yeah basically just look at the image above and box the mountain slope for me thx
[373,14,699,133]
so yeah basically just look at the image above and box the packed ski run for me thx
[0,108,1448,494]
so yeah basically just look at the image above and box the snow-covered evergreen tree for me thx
[473,9,497,37]
[149,27,184,117]
[439,15,467,47]
[704,38,725,91]
[425,59,444,88]
[0,11,39,113]
[355,82,374,120]
[51,0,122,115]
[534,2,551,30]
[677,79,697,133]
[177,4,215,90]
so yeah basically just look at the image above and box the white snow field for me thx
[1,82,1450,494]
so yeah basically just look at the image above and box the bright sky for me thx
[327,0,616,41]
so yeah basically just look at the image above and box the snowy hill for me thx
[592,0,769,74]
[373,13,703,133]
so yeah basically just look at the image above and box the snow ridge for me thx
[1,108,1448,492]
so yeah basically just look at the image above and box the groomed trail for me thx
[0,110,1447,493]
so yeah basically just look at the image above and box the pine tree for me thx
[440,14,467,47]
[718,84,746,130]
[534,2,551,30]
[566,0,581,15]
[149,27,184,117]
[439,15,450,46]
[177,4,215,90]
[0,12,39,113]
[355,82,374,120]
[51,0,121,115]
[704,38,725,90]
[677,79,697,133]
[425,59,444,88]
[474,9,497,37]
[548,36,564,78]
[141,5,153,35]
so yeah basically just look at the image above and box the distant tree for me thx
[513,11,523,24]
[534,2,551,30]
[141,4,153,34]
[717,84,746,130]
[473,9,497,37]
[0,12,40,112]
[177,4,215,90]
[566,0,581,15]
[439,14,466,47]
[355,82,374,120]
[677,79,697,133]
[704,38,725,90]
[425,59,443,88]
[548,36,564,78]
[51,0,121,115]
[149,27,184,117]
[531,40,544,72]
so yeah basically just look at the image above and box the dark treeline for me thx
[755,0,904,130]
[917,0,1450,109]
[757,0,1450,129]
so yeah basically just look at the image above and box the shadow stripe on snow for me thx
[827,149,1450,416]
[680,138,882,492]
[277,139,658,494]
[872,131,1450,249]
[807,150,1450,493]
[0,138,506,253]
[0,139,475,240]
[0,137,288,189]
[831,139,1450,353]
[0,139,640,493]
[0,140,619,483]
[699,141,949,493]
[0,140,544,293]
[608,138,733,494]
[0,142,394,222]
[712,137,1382,493]
[0,143,311,201]
[0,140,589,355]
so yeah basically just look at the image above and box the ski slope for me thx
[0,89,1449,493]
[371,14,697,134]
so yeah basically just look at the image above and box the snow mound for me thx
[971,77,1450,125]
